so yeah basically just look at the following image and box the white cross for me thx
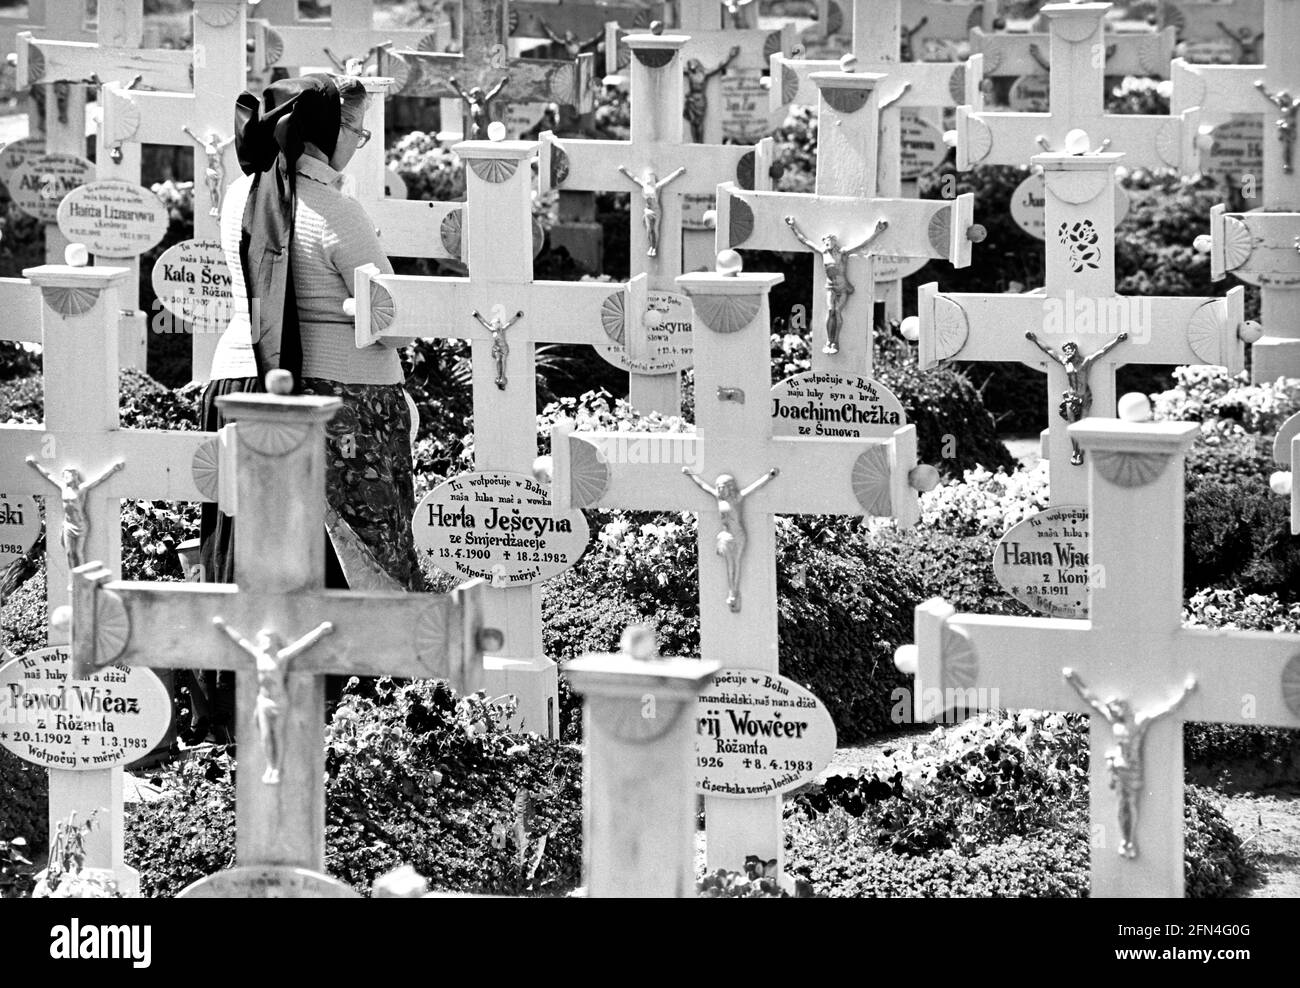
[354,138,648,738]
[1176,0,1300,382]
[895,416,1300,897]
[718,69,980,373]
[1158,0,1265,65]
[72,372,495,879]
[1,264,212,893]
[954,3,1195,173]
[96,0,249,382]
[548,252,934,876]
[540,30,774,414]
[603,21,796,145]
[917,149,1255,506]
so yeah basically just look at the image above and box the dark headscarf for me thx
[233,74,342,385]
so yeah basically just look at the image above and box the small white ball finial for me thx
[266,369,294,395]
[64,243,89,267]
[839,53,857,73]
[702,208,717,230]
[532,455,553,484]
[942,129,958,148]
[51,605,72,633]
[1063,128,1091,155]
[1117,392,1153,423]
[342,297,357,317]
[909,463,941,492]
[899,315,920,341]
[1238,319,1263,344]
[1192,233,1212,254]
[1269,470,1293,496]
[486,121,507,142]
[650,20,664,34]
[894,644,918,675]
[1196,124,1216,153]
[716,249,743,276]
[966,224,987,244]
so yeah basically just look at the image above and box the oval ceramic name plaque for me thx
[414,472,590,587]
[1201,115,1263,192]
[696,669,836,799]
[0,647,171,771]
[596,289,693,375]
[57,180,169,258]
[0,137,45,184]
[770,371,906,438]
[10,152,93,222]
[151,239,234,335]
[900,112,946,180]
[179,866,360,898]
[1011,172,1129,240]
[992,504,1092,619]
[0,494,39,571]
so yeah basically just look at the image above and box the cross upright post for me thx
[895,416,1300,897]
[96,0,249,382]
[717,68,980,370]
[72,371,495,876]
[953,3,1195,173]
[1175,0,1300,381]
[918,148,1255,506]
[540,30,774,415]
[548,252,935,876]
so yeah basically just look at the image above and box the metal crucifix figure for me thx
[682,467,779,613]
[1255,81,1300,174]
[1063,668,1197,860]
[617,165,686,257]
[783,217,889,355]
[181,127,236,218]
[683,47,740,144]
[472,309,525,389]
[450,75,510,139]
[26,457,123,571]
[1024,332,1128,465]
[212,617,335,785]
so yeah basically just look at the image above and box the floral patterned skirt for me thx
[299,378,426,592]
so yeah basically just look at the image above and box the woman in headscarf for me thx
[196,75,425,734]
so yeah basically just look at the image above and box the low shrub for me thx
[786,711,1250,897]
[874,526,1031,618]
[0,747,46,860]
[126,680,583,897]
[1153,366,1300,437]
[544,513,923,744]
[918,459,1050,538]
[1183,589,1300,787]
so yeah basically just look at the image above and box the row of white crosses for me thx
[0,260,213,892]
[69,368,498,890]
[718,65,981,372]
[16,0,200,373]
[546,249,936,874]
[1177,0,1300,383]
[356,137,651,737]
[895,413,1300,897]
[23,0,253,382]
[917,148,1255,507]
[541,29,775,415]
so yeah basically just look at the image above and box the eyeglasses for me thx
[342,123,371,148]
